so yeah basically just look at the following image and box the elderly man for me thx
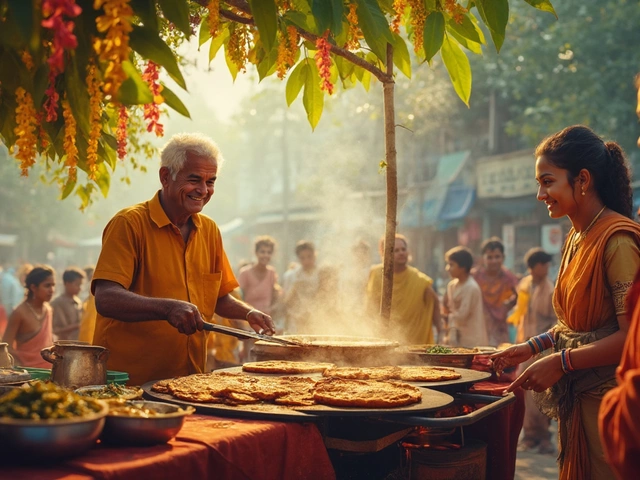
[92,133,275,385]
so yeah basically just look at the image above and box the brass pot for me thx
[0,342,14,368]
[41,343,109,388]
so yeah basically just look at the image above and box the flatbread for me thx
[397,366,461,382]
[322,366,401,380]
[151,379,172,394]
[313,377,421,408]
[242,361,335,374]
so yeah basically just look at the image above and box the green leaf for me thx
[522,0,557,18]
[130,25,187,90]
[423,11,445,63]
[117,60,154,105]
[303,61,324,130]
[94,161,111,198]
[475,0,509,52]
[441,34,471,106]
[334,55,355,80]
[130,0,159,30]
[64,58,91,136]
[161,84,191,118]
[199,13,211,46]
[448,28,482,55]
[286,61,308,106]
[7,0,39,49]
[157,0,191,38]
[446,14,482,45]
[60,176,76,200]
[311,0,344,36]
[284,11,314,32]
[354,0,394,63]
[257,45,279,80]
[390,33,411,78]
[224,40,239,81]
[209,26,229,62]
[249,0,278,53]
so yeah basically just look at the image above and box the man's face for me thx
[530,262,550,280]
[160,153,217,216]
[636,86,640,148]
[256,245,273,266]
[65,278,83,296]
[393,238,409,267]
[298,249,316,270]
[482,248,504,274]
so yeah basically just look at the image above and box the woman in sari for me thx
[491,125,640,480]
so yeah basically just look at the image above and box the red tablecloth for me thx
[4,415,336,480]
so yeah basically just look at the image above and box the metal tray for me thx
[215,366,490,390]
[141,380,454,421]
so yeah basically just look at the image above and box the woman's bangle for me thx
[527,332,556,355]
[246,309,258,320]
[560,348,575,374]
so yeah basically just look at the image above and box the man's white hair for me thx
[160,133,224,179]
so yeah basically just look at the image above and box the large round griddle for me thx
[216,365,490,390]
[141,378,454,421]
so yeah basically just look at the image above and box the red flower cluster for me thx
[141,61,164,137]
[315,34,334,95]
[116,105,128,160]
[41,0,82,121]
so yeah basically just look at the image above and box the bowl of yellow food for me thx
[0,381,108,461]
[75,383,144,401]
[101,399,195,446]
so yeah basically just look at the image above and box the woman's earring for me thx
[581,189,586,196]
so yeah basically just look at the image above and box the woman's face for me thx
[30,275,55,303]
[535,156,580,219]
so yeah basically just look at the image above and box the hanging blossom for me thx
[207,0,220,39]
[13,88,39,176]
[444,0,467,24]
[116,105,128,160]
[93,0,133,97]
[315,33,334,95]
[141,61,164,137]
[391,0,407,34]
[41,0,82,122]
[86,64,102,179]
[345,3,362,50]
[227,24,249,73]
[20,51,35,71]
[407,0,426,54]
[36,113,51,150]
[276,26,298,79]
[62,99,78,181]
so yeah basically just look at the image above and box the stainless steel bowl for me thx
[75,384,144,400]
[0,400,108,460]
[101,400,195,446]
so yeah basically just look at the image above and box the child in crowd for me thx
[443,246,487,347]
[50,267,85,341]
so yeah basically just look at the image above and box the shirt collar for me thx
[149,190,202,229]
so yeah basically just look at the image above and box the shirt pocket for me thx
[201,272,222,319]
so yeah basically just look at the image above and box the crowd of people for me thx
[0,120,639,478]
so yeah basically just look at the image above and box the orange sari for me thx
[534,213,640,480]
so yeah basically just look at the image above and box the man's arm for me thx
[94,280,204,335]
[215,293,275,335]
[425,286,441,339]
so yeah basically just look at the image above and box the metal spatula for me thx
[202,322,302,347]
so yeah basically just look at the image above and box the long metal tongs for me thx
[202,322,302,347]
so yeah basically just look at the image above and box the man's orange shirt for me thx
[92,192,239,385]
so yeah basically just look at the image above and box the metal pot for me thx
[251,335,399,366]
[0,342,14,368]
[41,343,109,388]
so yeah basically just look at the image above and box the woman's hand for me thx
[490,343,533,375]
[507,353,564,393]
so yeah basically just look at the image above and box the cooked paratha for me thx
[313,377,421,408]
[242,361,335,374]
[151,378,172,394]
[322,366,401,380]
[397,366,461,382]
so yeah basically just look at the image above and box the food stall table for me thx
[3,414,336,480]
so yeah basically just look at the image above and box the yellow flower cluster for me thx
[20,51,34,71]
[444,0,467,24]
[276,0,291,13]
[207,0,220,39]
[408,0,426,54]
[13,88,38,176]
[93,0,133,97]
[391,0,407,34]
[227,24,249,73]
[86,64,103,179]
[62,99,78,181]
[276,26,298,79]
[345,3,362,50]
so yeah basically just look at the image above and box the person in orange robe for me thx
[92,133,276,386]
[597,76,640,479]
[2,266,55,368]
[491,125,640,480]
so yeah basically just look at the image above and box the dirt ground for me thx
[514,421,559,479]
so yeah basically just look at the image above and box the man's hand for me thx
[166,301,204,335]
[246,310,276,336]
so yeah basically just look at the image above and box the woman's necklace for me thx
[567,206,607,261]
[25,301,46,322]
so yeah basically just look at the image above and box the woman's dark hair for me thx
[445,246,474,272]
[535,125,633,218]
[25,265,55,299]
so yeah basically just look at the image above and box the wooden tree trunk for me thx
[380,43,397,323]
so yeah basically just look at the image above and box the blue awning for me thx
[439,185,475,221]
